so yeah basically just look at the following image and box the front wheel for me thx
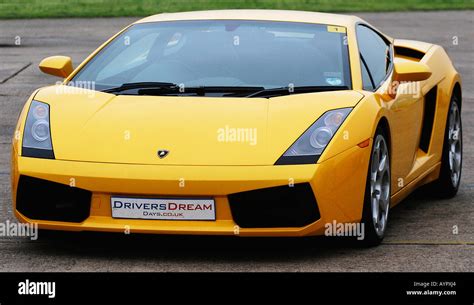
[360,128,391,246]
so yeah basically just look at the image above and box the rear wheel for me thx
[360,128,391,246]
[430,95,462,198]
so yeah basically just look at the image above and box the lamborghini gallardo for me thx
[11,10,462,245]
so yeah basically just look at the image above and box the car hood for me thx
[33,85,363,166]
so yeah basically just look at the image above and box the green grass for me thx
[0,0,473,19]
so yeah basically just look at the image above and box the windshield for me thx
[72,20,351,94]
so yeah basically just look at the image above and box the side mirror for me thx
[39,56,74,78]
[393,61,431,82]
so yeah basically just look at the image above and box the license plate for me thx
[110,196,216,221]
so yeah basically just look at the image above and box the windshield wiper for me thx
[102,82,178,94]
[138,86,265,96]
[246,85,349,98]
[102,83,348,97]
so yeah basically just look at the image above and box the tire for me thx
[430,95,462,198]
[360,127,391,246]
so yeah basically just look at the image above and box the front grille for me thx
[16,175,92,222]
[228,183,320,228]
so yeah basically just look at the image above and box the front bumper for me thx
[11,144,371,237]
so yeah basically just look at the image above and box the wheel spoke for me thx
[378,154,387,173]
[372,197,379,226]
[449,151,454,169]
[455,153,461,172]
[449,110,455,131]
[379,210,386,231]
[372,150,379,176]
[378,198,385,213]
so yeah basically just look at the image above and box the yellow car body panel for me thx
[29,87,363,166]
[11,10,461,236]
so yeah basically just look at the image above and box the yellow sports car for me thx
[11,10,462,245]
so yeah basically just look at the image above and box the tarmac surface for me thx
[0,11,472,271]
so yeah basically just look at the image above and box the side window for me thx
[357,25,391,90]
[361,60,374,91]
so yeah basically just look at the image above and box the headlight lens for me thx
[275,108,352,165]
[310,126,333,149]
[22,100,54,159]
[31,120,50,141]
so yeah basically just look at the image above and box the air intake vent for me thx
[419,86,438,152]
[16,176,92,223]
[395,46,425,60]
[228,183,320,228]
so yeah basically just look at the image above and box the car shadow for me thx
[32,229,372,263]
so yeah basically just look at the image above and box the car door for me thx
[357,25,423,193]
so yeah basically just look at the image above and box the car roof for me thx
[135,9,364,28]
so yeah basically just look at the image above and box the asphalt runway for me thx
[0,11,472,272]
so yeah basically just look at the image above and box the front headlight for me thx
[22,100,54,159]
[275,108,352,165]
